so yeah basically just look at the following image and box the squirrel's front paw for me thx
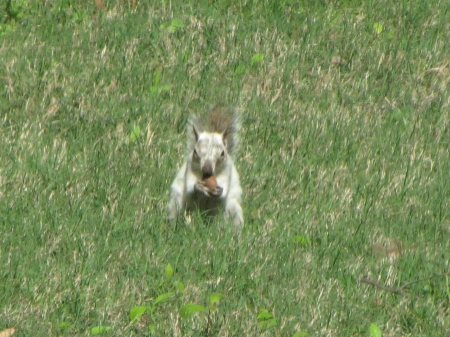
[208,185,223,197]
[194,181,208,195]
[195,181,223,198]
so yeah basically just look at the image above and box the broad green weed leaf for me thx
[149,86,158,95]
[258,318,279,330]
[166,18,184,33]
[129,306,148,321]
[292,331,309,337]
[257,309,278,330]
[292,235,312,246]
[257,309,274,320]
[174,280,185,292]
[209,293,224,305]
[154,292,175,305]
[234,64,247,75]
[251,53,265,64]
[153,70,161,86]
[171,18,185,29]
[180,304,206,319]
[373,23,383,34]
[150,84,172,95]
[159,84,172,92]
[129,125,141,142]
[0,24,16,36]
[370,323,382,337]
[148,324,156,333]
[90,326,111,335]
[166,263,174,278]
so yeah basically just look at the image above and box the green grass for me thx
[1,0,450,336]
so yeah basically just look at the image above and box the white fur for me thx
[167,109,243,228]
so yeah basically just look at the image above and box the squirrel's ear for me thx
[222,124,231,142]
[222,132,229,146]
[193,125,200,141]
[190,115,202,141]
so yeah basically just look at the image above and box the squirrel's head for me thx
[191,129,227,178]
[187,106,240,177]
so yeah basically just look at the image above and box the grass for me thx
[1,0,450,336]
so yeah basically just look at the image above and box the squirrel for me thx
[167,106,244,228]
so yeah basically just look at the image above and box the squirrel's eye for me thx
[221,151,225,157]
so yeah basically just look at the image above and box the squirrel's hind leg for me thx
[167,164,187,225]
[225,198,244,228]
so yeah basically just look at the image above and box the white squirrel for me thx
[167,106,244,227]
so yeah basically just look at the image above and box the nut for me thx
[202,175,218,189]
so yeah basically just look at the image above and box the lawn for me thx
[1,0,450,336]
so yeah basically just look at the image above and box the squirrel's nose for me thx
[202,162,213,178]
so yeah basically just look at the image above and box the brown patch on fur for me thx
[207,106,234,133]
